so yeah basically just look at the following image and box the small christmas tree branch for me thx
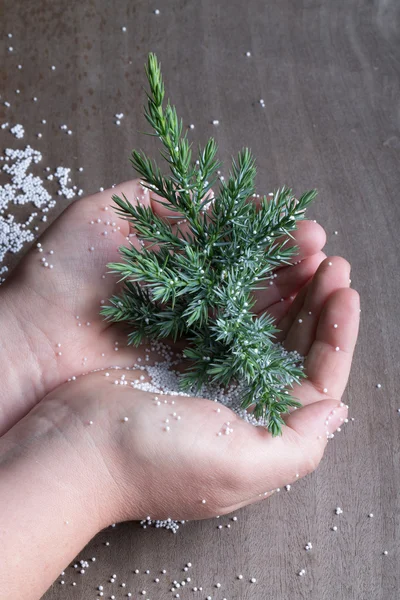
[102,53,317,435]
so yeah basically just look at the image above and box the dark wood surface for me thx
[1,1,399,598]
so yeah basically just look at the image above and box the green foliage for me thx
[102,53,317,435]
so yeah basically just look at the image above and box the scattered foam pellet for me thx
[10,124,25,139]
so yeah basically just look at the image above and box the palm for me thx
[1,178,351,433]
[40,255,359,522]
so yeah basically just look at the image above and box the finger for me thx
[248,195,327,265]
[266,281,311,342]
[84,179,150,238]
[274,219,326,265]
[283,256,351,356]
[84,179,186,242]
[224,398,347,505]
[148,208,326,317]
[149,188,215,222]
[168,209,325,265]
[253,251,326,315]
[86,180,193,252]
[136,189,215,250]
[285,397,348,440]
[291,286,360,405]
[150,192,325,258]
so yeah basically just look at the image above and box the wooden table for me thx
[1,1,399,598]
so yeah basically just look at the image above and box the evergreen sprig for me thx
[102,53,317,435]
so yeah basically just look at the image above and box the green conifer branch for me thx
[102,53,318,435]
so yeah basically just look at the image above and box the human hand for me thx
[0,255,358,599]
[27,255,360,522]
[0,179,326,435]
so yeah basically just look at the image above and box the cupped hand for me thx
[0,179,327,435]
[28,256,359,523]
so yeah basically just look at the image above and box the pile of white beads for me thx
[0,134,79,268]
[0,213,35,261]
[140,516,186,534]
[128,341,304,430]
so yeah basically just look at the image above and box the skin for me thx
[0,179,326,435]
[0,179,360,599]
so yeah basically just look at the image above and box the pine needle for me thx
[102,53,317,435]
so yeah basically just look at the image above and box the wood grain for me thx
[1,0,399,598]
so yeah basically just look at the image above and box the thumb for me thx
[285,398,348,441]
[269,398,348,481]
[149,187,215,221]
[282,398,348,480]
[216,399,348,516]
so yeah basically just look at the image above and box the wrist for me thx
[0,395,118,599]
[0,283,48,435]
